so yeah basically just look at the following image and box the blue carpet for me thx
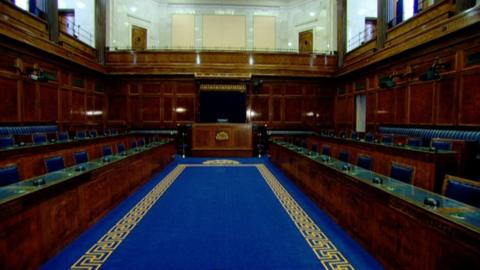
[41,157,382,270]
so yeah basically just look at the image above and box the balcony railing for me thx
[59,17,94,47]
[347,27,376,52]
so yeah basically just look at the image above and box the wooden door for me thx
[58,9,75,36]
[131,25,147,50]
[299,30,313,53]
[364,18,377,42]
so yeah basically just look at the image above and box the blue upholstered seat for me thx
[103,145,113,156]
[351,132,358,140]
[89,130,98,138]
[0,164,20,187]
[322,145,331,156]
[44,156,65,173]
[131,141,137,149]
[57,132,69,142]
[338,150,349,163]
[77,130,87,139]
[444,175,480,208]
[431,140,452,151]
[74,151,89,164]
[382,135,393,145]
[301,141,307,149]
[117,143,126,153]
[390,163,414,184]
[32,133,47,145]
[357,155,372,170]
[138,138,145,147]
[407,138,422,147]
[0,136,14,149]
[311,144,318,153]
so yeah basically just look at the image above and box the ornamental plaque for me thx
[215,131,229,141]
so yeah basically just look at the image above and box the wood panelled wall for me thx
[335,29,480,131]
[106,77,335,130]
[0,39,106,131]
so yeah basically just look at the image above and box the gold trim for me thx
[199,84,246,92]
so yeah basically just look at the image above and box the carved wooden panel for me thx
[436,78,457,125]
[459,72,480,125]
[366,92,376,124]
[163,95,173,122]
[250,95,269,122]
[108,95,127,121]
[377,89,395,123]
[175,95,195,122]
[71,91,85,121]
[284,97,302,122]
[0,77,18,122]
[394,87,408,124]
[272,97,282,122]
[22,81,37,122]
[142,97,161,121]
[409,83,434,124]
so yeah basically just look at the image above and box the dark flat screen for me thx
[199,91,246,123]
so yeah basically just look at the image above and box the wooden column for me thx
[45,0,58,43]
[95,0,107,64]
[376,0,387,50]
[337,0,347,67]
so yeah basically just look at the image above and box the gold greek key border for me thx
[70,163,354,270]
[256,164,354,270]
[70,165,186,270]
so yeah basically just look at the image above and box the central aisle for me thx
[42,158,382,270]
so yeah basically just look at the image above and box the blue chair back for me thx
[310,144,318,152]
[338,150,349,162]
[382,135,393,145]
[364,133,374,142]
[444,175,480,208]
[431,140,452,150]
[57,132,69,142]
[357,155,372,170]
[77,130,87,139]
[0,136,14,149]
[117,143,126,153]
[0,165,20,186]
[407,138,422,147]
[103,145,113,156]
[32,133,47,144]
[44,156,65,173]
[322,146,331,156]
[131,141,137,149]
[138,139,145,147]
[351,132,358,140]
[74,151,89,164]
[89,130,98,138]
[390,163,414,184]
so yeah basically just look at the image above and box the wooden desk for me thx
[191,123,253,157]
[304,135,457,192]
[269,142,480,269]
[0,142,176,270]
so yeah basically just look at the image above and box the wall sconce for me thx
[21,64,48,82]
[378,71,414,88]
[419,58,450,81]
